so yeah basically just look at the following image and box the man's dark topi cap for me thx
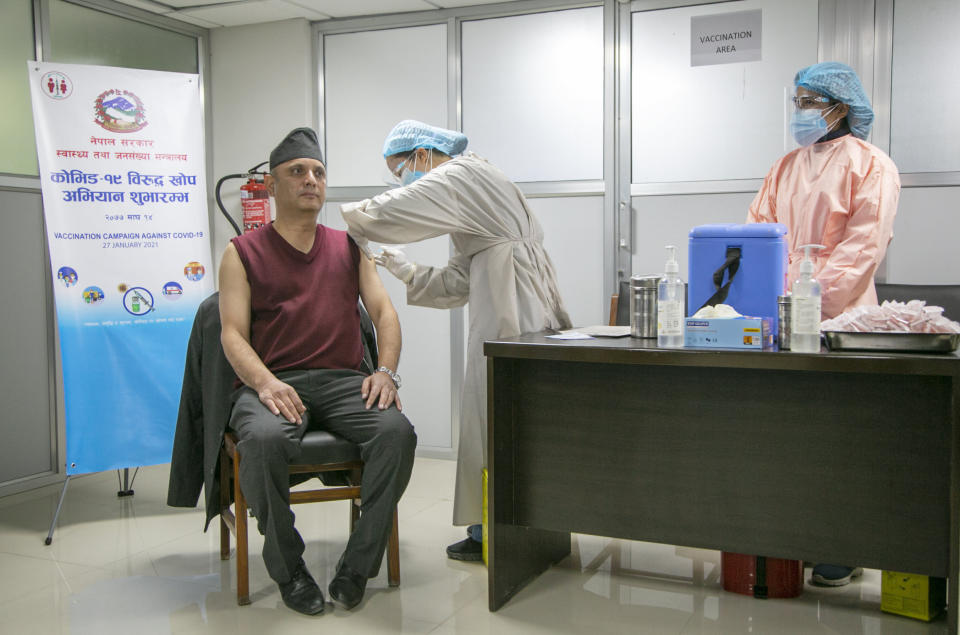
[269,127,324,170]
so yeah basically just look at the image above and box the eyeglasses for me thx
[792,95,833,110]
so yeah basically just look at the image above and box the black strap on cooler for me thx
[697,246,742,312]
[753,555,768,599]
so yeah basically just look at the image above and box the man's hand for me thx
[257,377,306,424]
[362,371,402,411]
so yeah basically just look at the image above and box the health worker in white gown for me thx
[341,120,571,562]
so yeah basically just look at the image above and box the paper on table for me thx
[546,331,594,340]
[576,325,631,337]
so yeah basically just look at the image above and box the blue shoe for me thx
[467,523,483,543]
[811,564,863,587]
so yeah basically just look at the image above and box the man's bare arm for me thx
[358,253,402,410]
[219,243,305,423]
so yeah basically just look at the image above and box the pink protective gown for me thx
[747,134,901,319]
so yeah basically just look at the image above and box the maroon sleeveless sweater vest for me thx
[231,223,363,374]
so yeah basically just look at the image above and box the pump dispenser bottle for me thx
[657,245,685,348]
[790,244,824,353]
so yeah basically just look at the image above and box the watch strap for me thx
[376,366,401,389]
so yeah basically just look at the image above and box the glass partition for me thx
[631,0,819,184]
[889,0,960,173]
[48,0,198,73]
[0,1,38,175]
[323,24,448,187]
[461,7,604,182]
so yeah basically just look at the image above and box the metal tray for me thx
[823,331,960,353]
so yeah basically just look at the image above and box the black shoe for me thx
[329,563,367,610]
[278,562,326,615]
[446,536,483,562]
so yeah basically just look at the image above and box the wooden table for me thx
[484,334,960,630]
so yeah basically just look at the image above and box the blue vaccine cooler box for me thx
[688,223,788,338]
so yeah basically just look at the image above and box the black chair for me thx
[875,283,960,321]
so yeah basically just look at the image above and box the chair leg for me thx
[233,447,250,605]
[349,467,362,533]
[349,499,360,533]
[387,506,400,587]
[219,449,230,560]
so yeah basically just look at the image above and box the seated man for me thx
[219,127,416,615]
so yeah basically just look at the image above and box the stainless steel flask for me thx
[630,275,660,338]
[777,294,791,350]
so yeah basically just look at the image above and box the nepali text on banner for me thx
[29,61,213,475]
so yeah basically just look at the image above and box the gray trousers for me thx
[228,369,416,585]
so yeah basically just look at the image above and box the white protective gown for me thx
[341,153,571,525]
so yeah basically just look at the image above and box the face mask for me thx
[399,165,424,186]
[399,150,432,186]
[790,103,840,147]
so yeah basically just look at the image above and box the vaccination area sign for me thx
[691,9,762,67]
[29,61,212,475]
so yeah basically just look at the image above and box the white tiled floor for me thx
[0,458,948,634]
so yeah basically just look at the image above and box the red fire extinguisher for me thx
[240,177,271,233]
[216,162,272,237]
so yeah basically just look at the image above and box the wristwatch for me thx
[377,366,401,389]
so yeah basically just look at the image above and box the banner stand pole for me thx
[45,466,140,545]
[117,467,138,497]
[44,475,71,545]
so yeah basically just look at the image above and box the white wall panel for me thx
[324,25,447,187]
[526,196,605,328]
[884,187,960,285]
[323,203,453,452]
[632,0,818,184]
[210,19,314,267]
[0,0,38,176]
[631,192,757,283]
[889,0,960,173]
[0,191,54,485]
[461,7,604,182]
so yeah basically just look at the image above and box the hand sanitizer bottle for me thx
[790,244,824,353]
[657,245,685,348]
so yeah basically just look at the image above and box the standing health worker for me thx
[341,120,571,561]
[748,61,900,321]
[748,62,900,587]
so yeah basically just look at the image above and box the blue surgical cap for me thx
[382,120,468,158]
[794,62,874,140]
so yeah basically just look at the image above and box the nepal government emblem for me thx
[94,88,147,133]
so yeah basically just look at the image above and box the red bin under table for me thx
[721,552,804,599]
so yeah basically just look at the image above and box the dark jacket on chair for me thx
[166,292,237,529]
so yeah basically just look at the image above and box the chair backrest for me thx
[875,283,960,321]
[357,302,379,372]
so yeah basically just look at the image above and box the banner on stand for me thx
[29,61,213,475]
